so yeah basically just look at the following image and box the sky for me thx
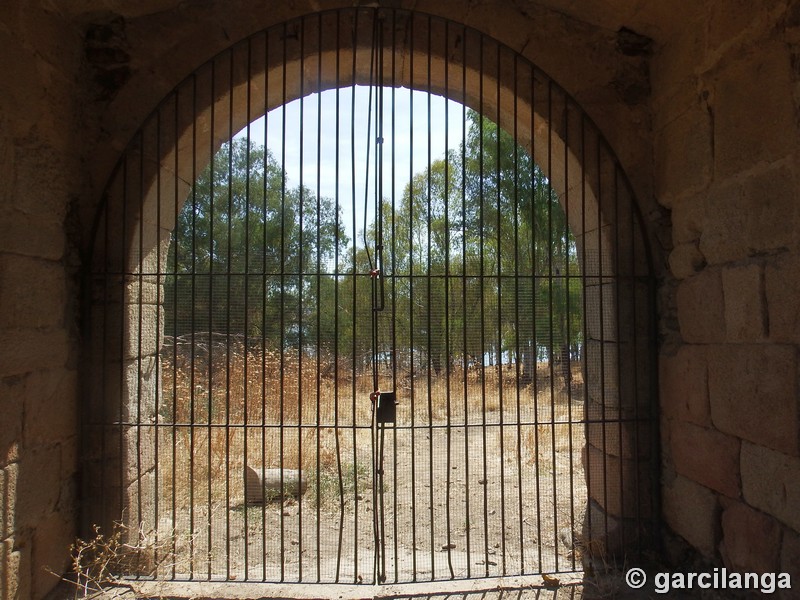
[235,85,468,241]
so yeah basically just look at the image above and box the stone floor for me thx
[45,572,749,600]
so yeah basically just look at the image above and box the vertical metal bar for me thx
[171,84,180,581]
[563,94,577,573]
[350,10,360,581]
[136,128,145,575]
[460,25,472,579]
[425,13,436,581]
[118,154,127,571]
[206,58,216,582]
[443,18,455,582]
[154,105,162,575]
[389,9,400,583]
[297,16,306,582]
[629,172,643,558]
[315,12,323,582]
[225,47,234,581]
[242,37,253,580]
[579,110,593,568]
[407,12,418,581]
[376,12,388,584]
[364,11,384,583]
[512,53,525,576]
[261,29,270,582]
[546,79,560,572]
[97,169,110,544]
[279,22,288,579]
[333,12,345,584]
[530,72,543,575]
[596,114,610,551]
[612,156,625,552]
[496,43,507,577]
[478,32,491,577]
[648,204,661,561]
[189,72,198,580]
[297,18,306,581]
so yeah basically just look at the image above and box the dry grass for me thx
[59,522,180,598]
[157,340,584,507]
[147,339,587,579]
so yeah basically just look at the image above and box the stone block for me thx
[669,420,740,498]
[676,269,725,343]
[669,242,706,280]
[660,345,710,426]
[719,500,782,574]
[708,344,798,456]
[701,164,797,266]
[722,263,765,342]
[671,193,705,245]
[0,29,45,140]
[583,443,653,519]
[781,527,800,589]
[18,7,82,83]
[11,140,72,219]
[586,414,652,460]
[707,0,766,50]
[713,41,795,179]
[31,511,74,598]
[0,463,17,540]
[766,252,800,343]
[585,282,617,342]
[101,302,164,360]
[0,377,23,467]
[0,208,65,261]
[582,499,654,563]
[1,538,23,600]
[22,368,78,446]
[741,164,797,257]
[584,339,620,404]
[0,256,67,330]
[741,441,800,532]
[699,180,748,265]
[650,24,704,124]
[662,473,719,558]
[655,102,712,202]
[0,329,70,378]
[15,445,61,531]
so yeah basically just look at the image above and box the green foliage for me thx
[165,138,348,350]
[165,107,582,376]
[377,110,581,373]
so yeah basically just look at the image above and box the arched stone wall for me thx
[79,0,661,265]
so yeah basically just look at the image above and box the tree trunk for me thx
[520,346,536,384]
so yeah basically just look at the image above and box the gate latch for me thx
[373,391,397,424]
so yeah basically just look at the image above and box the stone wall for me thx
[654,0,800,587]
[0,5,84,598]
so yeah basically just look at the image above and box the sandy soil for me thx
[156,388,588,584]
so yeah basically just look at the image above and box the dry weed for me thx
[60,521,180,599]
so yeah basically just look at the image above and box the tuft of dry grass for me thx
[60,521,180,598]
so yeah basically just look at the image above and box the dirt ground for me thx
[154,385,587,585]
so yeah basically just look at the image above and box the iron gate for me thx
[85,7,657,586]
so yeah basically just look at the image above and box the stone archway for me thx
[85,7,656,583]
